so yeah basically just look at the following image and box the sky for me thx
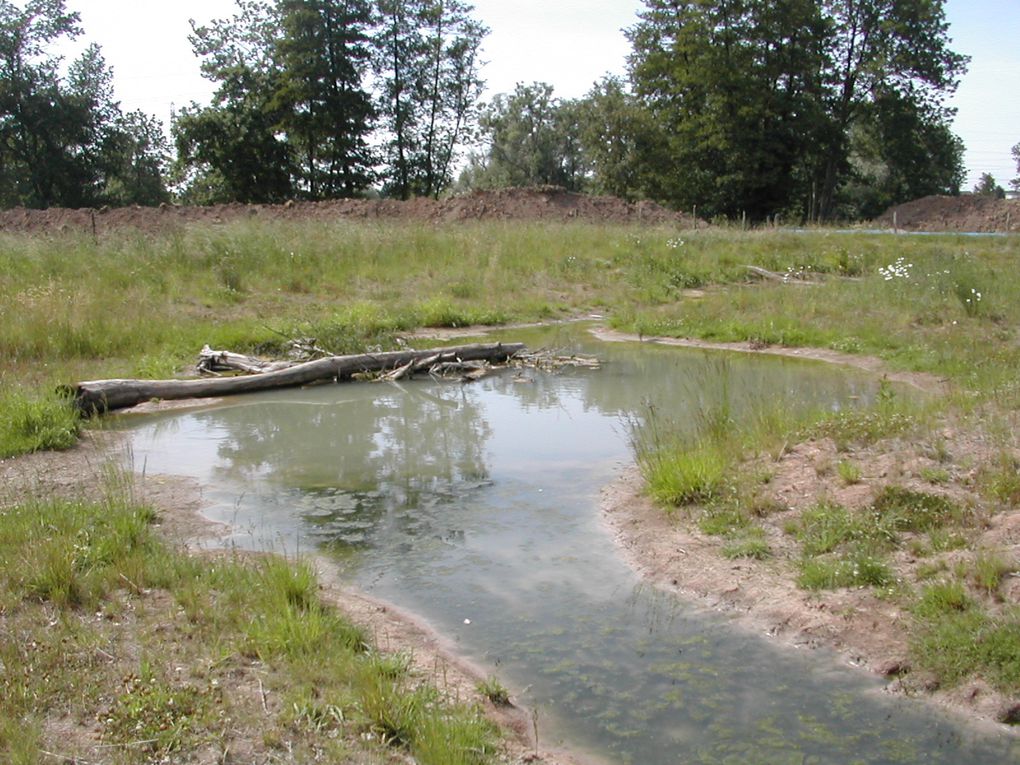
[46,0,1020,190]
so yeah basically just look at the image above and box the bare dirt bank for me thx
[874,194,1020,233]
[0,186,700,236]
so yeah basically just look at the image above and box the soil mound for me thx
[0,186,701,235]
[874,194,1019,233]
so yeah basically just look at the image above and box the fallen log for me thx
[69,342,525,414]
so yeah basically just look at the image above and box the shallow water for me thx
[121,327,1019,764]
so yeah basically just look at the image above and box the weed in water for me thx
[476,676,511,706]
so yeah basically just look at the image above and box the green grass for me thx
[0,476,503,763]
[912,606,1020,692]
[870,486,965,532]
[797,548,895,590]
[0,387,81,458]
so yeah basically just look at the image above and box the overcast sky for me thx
[52,0,1020,190]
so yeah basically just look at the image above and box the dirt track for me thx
[0,186,701,235]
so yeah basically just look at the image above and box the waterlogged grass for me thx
[0,479,503,763]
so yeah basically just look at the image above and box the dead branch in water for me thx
[69,342,525,414]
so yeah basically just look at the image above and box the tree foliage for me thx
[624,0,968,221]
[0,0,168,208]
[173,0,486,202]
[973,172,1005,199]
[463,82,588,191]
[374,0,487,199]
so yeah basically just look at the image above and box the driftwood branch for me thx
[69,342,525,414]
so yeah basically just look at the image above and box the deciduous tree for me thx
[0,0,168,208]
[374,0,486,199]
[465,82,588,191]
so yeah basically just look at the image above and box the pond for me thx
[120,326,1019,764]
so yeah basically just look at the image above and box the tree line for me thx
[464,0,984,221]
[1,0,1016,220]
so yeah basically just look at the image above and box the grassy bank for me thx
[2,221,1017,453]
[2,219,1019,725]
[0,472,501,764]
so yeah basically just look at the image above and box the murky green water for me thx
[121,327,1019,764]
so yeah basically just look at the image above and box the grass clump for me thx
[912,607,1020,692]
[476,676,512,706]
[0,387,81,458]
[637,438,731,508]
[837,460,862,485]
[970,551,1015,598]
[870,486,963,532]
[722,533,772,561]
[105,663,217,755]
[797,548,895,590]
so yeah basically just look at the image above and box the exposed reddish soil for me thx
[0,186,701,236]
[874,194,1020,233]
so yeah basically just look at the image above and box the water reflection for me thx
[122,328,1019,764]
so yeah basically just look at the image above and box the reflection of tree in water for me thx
[196,383,492,553]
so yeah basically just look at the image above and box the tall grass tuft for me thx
[0,387,81,458]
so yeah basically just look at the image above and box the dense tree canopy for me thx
[623,0,968,221]
[173,0,486,202]
[0,0,168,208]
